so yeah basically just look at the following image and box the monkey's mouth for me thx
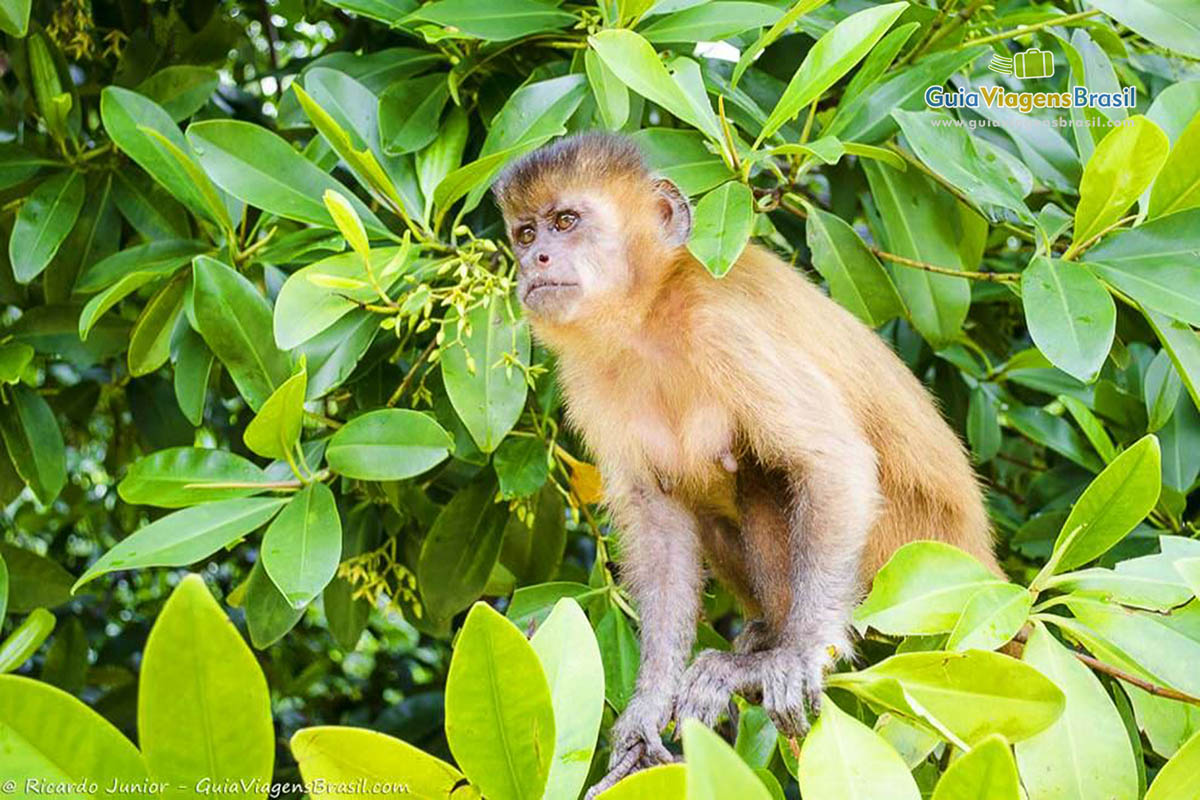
[522,279,579,303]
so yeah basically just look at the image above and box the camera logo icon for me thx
[989,48,1055,79]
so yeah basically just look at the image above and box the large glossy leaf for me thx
[243,366,306,462]
[0,674,152,797]
[139,575,273,800]
[417,480,508,625]
[406,0,575,41]
[1085,0,1200,59]
[589,30,721,140]
[945,583,1032,652]
[759,3,907,142]
[796,699,919,800]
[805,203,903,326]
[187,120,390,238]
[931,735,1019,800]
[1021,257,1115,383]
[243,559,305,649]
[683,719,773,800]
[1013,623,1138,800]
[530,599,605,800]
[292,726,468,800]
[325,409,452,480]
[1146,728,1200,800]
[262,483,341,608]
[378,74,450,156]
[1073,116,1169,248]
[73,497,288,591]
[1050,435,1161,572]
[444,603,555,800]
[828,650,1066,746]
[1084,208,1200,327]
[76,239,208,293]
[9,170,84,283]
[855,541,1003,635]
[441,294,531,452]
[641,2,781,43]
[136,66,219,122]
[597,764,686,800]
[0,0,29,36]
[630,128,732,196]
[1150,113,1200,218]
[0,544,73,613]
[0,384,66,505]
[118,447,272,508]
[192,256,293,411]
[863,161,981,346]
[687,181,753,278]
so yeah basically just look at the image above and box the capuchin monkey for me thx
[492,133,999,795]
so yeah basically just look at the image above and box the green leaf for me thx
[445,603,555,800]
[931,735,1019,800]
[139,575,274,799]
[73,497,288,591]
[682,718,773,800]
[596,606,640,712]
[1084,208,1200,327]
[494,436,550,499]
[128,276,187,377]
[379,74,450,156]
[759,3,907,142]
[1150,113,1200,218]
[828,47,988,144]
[0,342,32,385]
[173,327,213,426]
[186,119,390,238]
[597,764,686,800]
[243,560,305,649]
[863,161,982,346]
[292,726,467,798]
[325,409,452,481]
[530,599,605,800]
[100,87,229,230]
[135,66,219,122]
[1046,552,1193,612]
[641,2,781,44]
[1059,394,1118,463]
[589,30,721,140]
[855,541,1003,635]
[77,268,163,340]
[796,698,919,800]
[323,506,379,651]
[406,0,575,41]
[1073,116,1170,247]
[731,0,830,87]
[1145,349,1184,432]
[804,203,903,326]
[586,49,630,131]
[630,128,732,196]
[687,181,754,278]
[0,551,6,622]
[243,366,307,462]
[435,136,559,217]
[0,0,30,36]
[945,583,1032,652]
[120,447,271,508]
[1021,257,1116,383]
[0,674,151,797]
[298,309,382,400]
[0,384,66,506]
[0,143,56,190]
[828,650,1066,746]
[192,255,293,412]
[967,387,1002,463]
[0,543,73,613]
[1146,729,1200,800]
[9,170,85,283]
[0,607,55,673]
[1084,0,1200,59]
[893,109,1032,225]
[417,480,509,625]
[441,294,531,452]
[1051,435,1162,572]
[1013,623,1139,800]
[76,239,209,293]
[261,482,341,609]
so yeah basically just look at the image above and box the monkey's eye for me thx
[516,225,535,245]
[554,211,578,231]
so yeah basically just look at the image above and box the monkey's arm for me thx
[588,476,703,796]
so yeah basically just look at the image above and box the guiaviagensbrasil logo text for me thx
[925,48,1136,114]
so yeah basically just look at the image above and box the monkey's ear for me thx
[652,178,692,247]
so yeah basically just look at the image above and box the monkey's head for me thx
[492,133,692,325]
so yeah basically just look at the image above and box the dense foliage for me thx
[3,0,1200,797]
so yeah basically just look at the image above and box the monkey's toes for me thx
[674,650,759,732]
[759,647,830,737]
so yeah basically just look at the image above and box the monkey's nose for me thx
[536,252,551,266]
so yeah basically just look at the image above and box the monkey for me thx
[491,133,999,795]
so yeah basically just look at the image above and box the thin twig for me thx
[387,337,438,407]
[960,8,1103,50]
[1013,630,1200,707]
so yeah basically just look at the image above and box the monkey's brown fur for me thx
[495,133,999,792]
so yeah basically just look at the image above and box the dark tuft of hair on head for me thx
[492,132,647,210]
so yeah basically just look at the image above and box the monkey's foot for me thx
[673,643,841,736]
[584,695,675,799]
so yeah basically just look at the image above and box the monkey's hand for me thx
[584,693,675,799]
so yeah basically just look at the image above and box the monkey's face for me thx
[505,193,629,323]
